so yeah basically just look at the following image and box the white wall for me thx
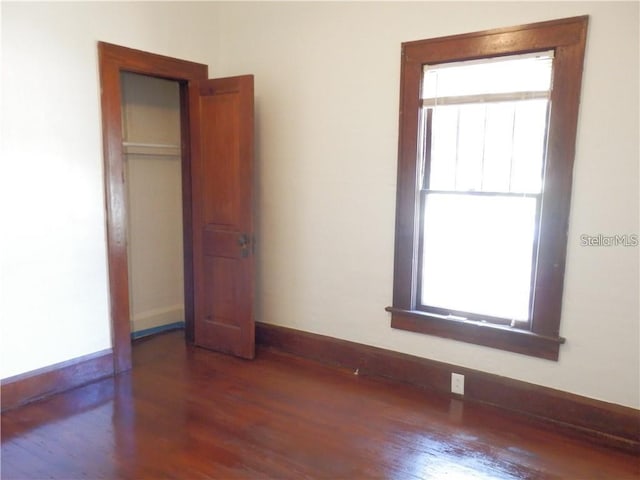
[0,2,218,378]
[213,2,639,409]
[122,73,185,333]
[2,2,638,410]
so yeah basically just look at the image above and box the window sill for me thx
[386,307,564,361]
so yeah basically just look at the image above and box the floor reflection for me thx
[1,377,117,479]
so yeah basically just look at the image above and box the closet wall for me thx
[121,73,185,336]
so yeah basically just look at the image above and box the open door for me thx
[189,75,255,359]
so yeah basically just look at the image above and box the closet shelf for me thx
[123,142,181,157]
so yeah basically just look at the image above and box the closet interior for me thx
[120,72,185,339]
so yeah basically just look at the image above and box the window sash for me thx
[387,16,589,360]
[420,99,550,195]
[418,85,547,328]
[416,191,541,325]
[422,50,554,100]
[422,91,549,108]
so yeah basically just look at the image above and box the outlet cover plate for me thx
[451,373,465,395]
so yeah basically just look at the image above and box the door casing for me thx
[98,42,208,374]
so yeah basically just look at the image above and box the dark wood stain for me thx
[98,42,208,373]
[256,322,640,453]
[1,331,638,479]
[0,350,113,412]
[390,16,589,359]
[189,75,256,359]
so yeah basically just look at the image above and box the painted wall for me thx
[212,2,639,408]
[121,73,185,334]
[1,2,638,410]
[0,1,218,378]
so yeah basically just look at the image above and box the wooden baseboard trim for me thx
[1,349,114,412]
[256,322,640,453]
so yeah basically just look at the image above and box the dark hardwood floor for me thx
[2,331,638,479]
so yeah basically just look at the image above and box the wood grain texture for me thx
[256,322,640,453]
[98,42,208,373]
[2,333,640,480]
[390,16,589,359]
[402,15,587,63]
[189,76,255,359]
[2,331,638,479]
[0,349,113,412]
[388,308,563,360]
[180,82,196,344]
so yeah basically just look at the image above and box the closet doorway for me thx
[121,73,185,342]
[99,42,256,375]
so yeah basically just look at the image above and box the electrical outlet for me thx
[451,373,464,395]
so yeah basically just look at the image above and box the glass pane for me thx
[423,51,553,99]
[426,99,548,194]
[482,102,515,192]
[456,105,485,191]
[511,99,548,193]
[428,106,458,190]
[420,194,537,321]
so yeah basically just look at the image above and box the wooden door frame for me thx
[98,42,208,374]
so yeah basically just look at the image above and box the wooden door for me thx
[189,75,255,359]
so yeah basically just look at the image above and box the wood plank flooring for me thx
[2,331,638,479]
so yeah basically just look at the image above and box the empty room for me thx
[1,1,638,478]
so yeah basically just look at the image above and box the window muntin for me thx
[418,53,552,325]
[387,16,588,360]
[425,100,549,194]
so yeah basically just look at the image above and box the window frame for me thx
[386,16,589,361]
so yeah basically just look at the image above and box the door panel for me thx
[206,256,238,323]
[190,75,255,359]
[201,92,241,226]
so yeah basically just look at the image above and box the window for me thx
[419,52,552,325]
[387,17,589,360]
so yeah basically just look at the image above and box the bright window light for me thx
[419,52,553,323]
[422,52,554,99]
[420,194,537,322]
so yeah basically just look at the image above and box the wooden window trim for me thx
[387,16,589,361]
